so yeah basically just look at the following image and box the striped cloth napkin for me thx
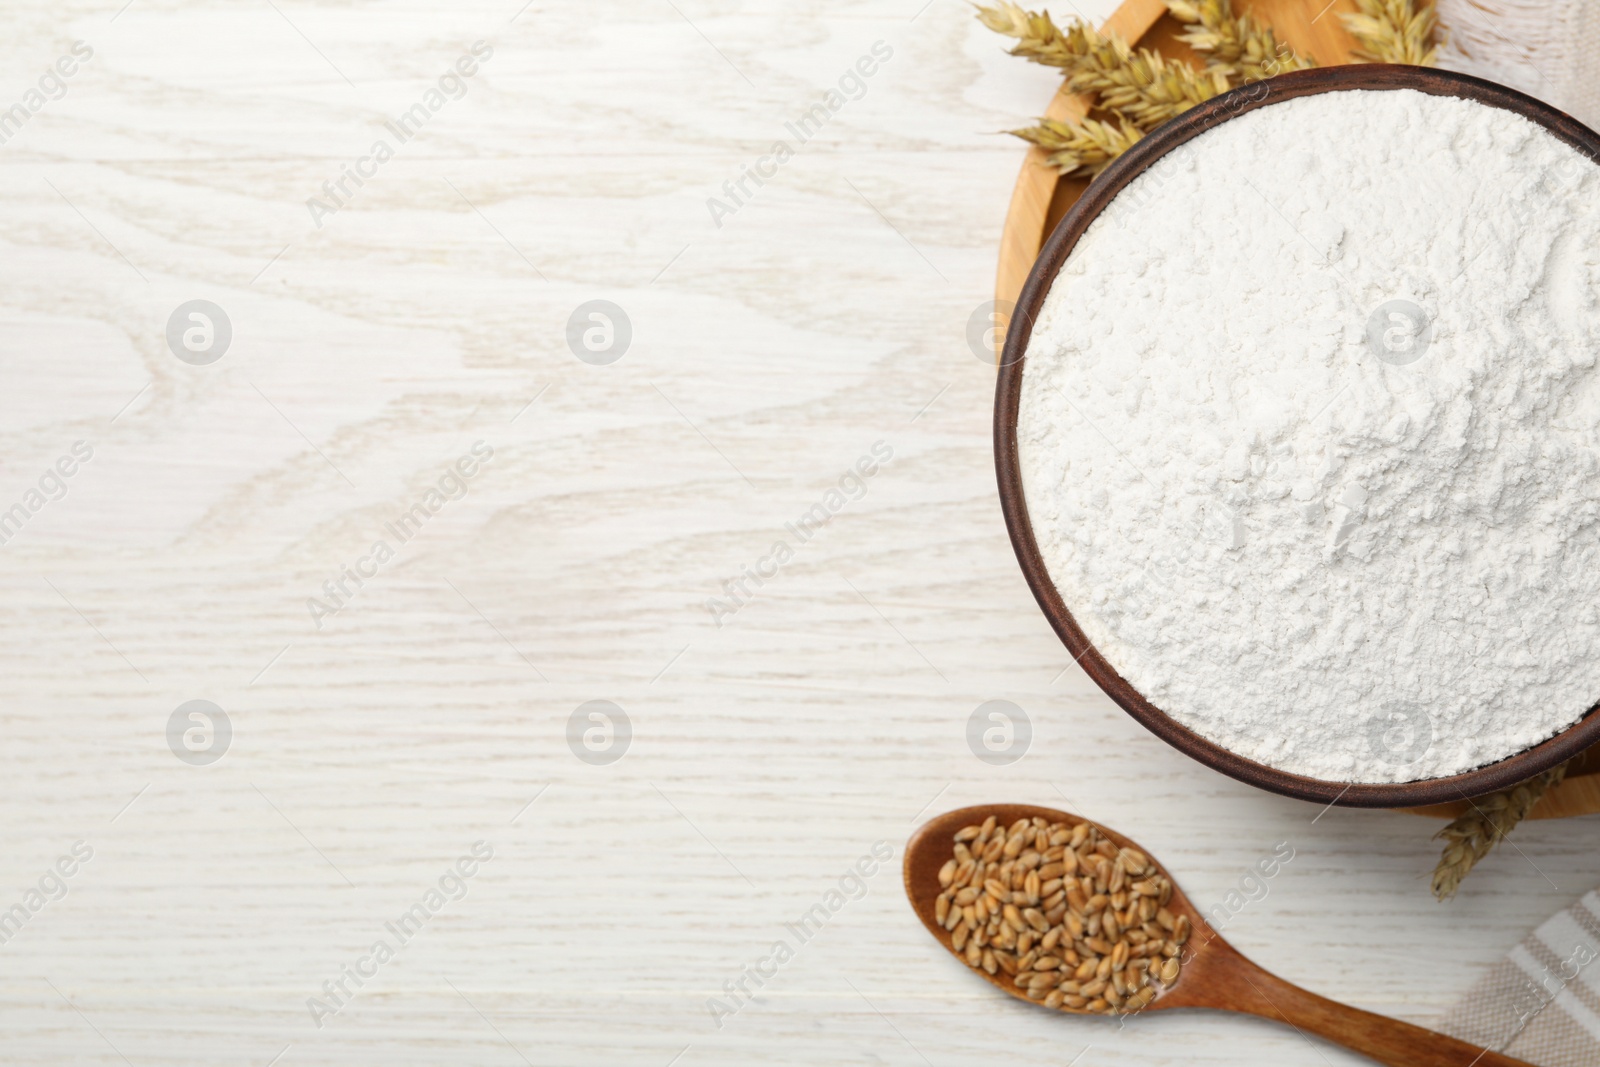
[1439,888,1600,1066]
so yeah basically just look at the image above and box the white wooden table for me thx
[1,1,1594,1063]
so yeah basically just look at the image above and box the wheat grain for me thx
[933,815,1190,1014]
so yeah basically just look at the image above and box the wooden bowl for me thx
[995,64,1600,807]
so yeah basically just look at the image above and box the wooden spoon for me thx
[905,804,1531,1067]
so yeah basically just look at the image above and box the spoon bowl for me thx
[906,804,1532,1066]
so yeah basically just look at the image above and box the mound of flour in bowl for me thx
[1017,87,1600,784]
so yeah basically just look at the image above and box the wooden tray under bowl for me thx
[991,0,1600,819]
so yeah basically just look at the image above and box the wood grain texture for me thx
[0,2,1595,1065]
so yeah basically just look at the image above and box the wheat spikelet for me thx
[1342,0,1439,66]
[976,2,1223,171]
[1431,760,1569,900]
[1011,116,1144,176]
[1069,47,1233,127]
[976,3,1229,127]
[1164,0,1315,81]
[974,1,1100,69]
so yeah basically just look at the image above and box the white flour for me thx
[1017,88,1600,783]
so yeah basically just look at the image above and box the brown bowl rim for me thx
[995,64,1600,808]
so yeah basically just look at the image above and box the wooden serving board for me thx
[992,0,1600,820]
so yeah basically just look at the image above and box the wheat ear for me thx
[1165,0,1315,81]
[1010,116,1145,177]
[1342,0,1439,66]
[1431,760,1569,900]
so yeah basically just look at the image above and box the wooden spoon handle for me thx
[1228,962,1530,1067]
